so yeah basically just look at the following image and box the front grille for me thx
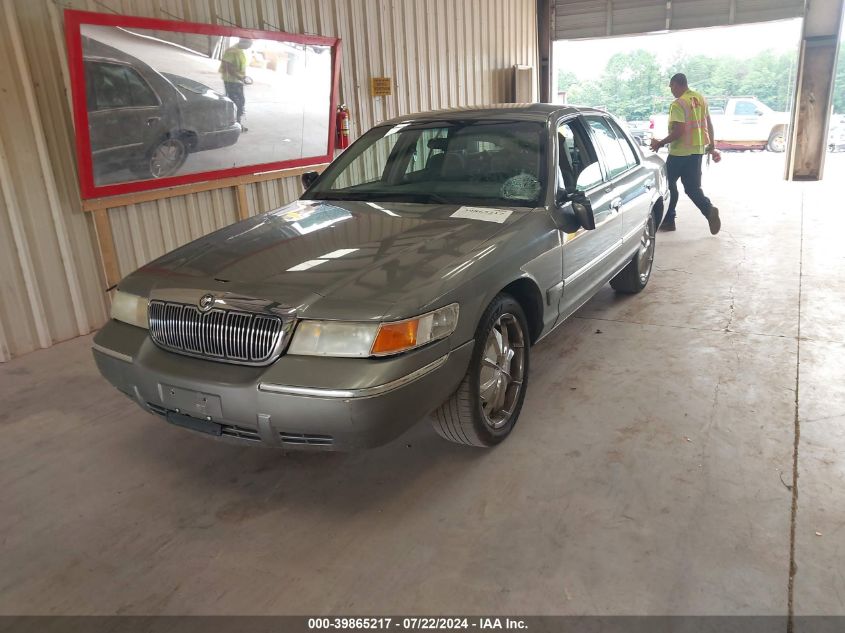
[149,300,287,365]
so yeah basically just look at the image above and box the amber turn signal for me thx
[371,320,420,355]
[369,304,460,356]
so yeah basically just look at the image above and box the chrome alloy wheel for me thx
[150,139,186,178]
[637,218,656,285]
[479,313,526,429]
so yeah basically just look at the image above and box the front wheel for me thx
[610,214,656,294]
[431,294,530,447]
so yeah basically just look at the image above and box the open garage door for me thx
[554,0,806,40]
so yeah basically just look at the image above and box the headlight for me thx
[288,321,379,357]
[288,304,459,358]
[111,290,149,329]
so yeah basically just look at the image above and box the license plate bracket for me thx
[166,411,222,436]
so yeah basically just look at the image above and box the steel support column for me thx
[537,0,552,102]
[785,0,844,181]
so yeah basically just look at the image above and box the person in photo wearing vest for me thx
[219,38,252,132]
[650,73,721,235]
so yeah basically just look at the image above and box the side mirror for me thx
[755,110,764,117]
[551,189,596,232]
[301,171,320,189]
[571,193,596,230]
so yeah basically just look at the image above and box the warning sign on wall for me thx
[370,77,392,97]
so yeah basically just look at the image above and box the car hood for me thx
[132,199,529,320]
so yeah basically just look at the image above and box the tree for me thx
[834,41,845,113]
[562,47,800,118]
[557,70,578,93]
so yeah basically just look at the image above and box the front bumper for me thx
[92,320,473,450]
[194,123,241,152]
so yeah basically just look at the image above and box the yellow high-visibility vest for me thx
[667,89,710,156]
[220,47,247,83]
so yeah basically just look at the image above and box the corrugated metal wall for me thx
[554,0,806,39]
[0,0,538,362]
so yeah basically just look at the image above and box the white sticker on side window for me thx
[451,206,513,224]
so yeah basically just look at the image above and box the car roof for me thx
[83,55,132,66]
[379,104,607,126]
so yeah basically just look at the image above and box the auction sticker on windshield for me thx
[451,207,513,224]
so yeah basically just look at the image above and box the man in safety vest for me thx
[219,38,252,131]
[650,73,720,235]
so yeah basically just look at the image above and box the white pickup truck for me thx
[649,96,790,153]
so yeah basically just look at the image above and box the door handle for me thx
[145,117,160,127]
[644,180,654,191]
[610,198,622,212]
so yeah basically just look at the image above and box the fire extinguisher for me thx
[336,104,350,150]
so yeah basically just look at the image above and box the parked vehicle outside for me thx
[650,96,789,152]
[626,120,653,147]
[83,37,241,184]
[829,115,845,152]
[93,105,668,450]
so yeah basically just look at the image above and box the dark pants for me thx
[224,82,245,121]
[665,153,713,222]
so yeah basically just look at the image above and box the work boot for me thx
[706,206,721,235]
[659,218,676,232]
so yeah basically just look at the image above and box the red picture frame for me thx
[64,9,342,199]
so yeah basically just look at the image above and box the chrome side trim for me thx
[259,354,450,400]
[92,343,133,364]
[622,219,647,243]
[92,142,145,155]
[563,239,622,286]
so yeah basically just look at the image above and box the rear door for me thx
[557,116,621,319]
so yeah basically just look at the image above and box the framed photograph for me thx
[64,10,341,198]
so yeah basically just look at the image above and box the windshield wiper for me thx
[419,193,451,204]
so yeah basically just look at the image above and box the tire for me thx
[610,214,656,294]
[767,128,786,153]
[131,137,188,179]
[431,294,530,447]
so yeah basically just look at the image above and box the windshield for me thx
[305,120,547,207]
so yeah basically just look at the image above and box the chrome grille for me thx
[148,301,286,365]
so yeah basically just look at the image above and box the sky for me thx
[554,18,804,81]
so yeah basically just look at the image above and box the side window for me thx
[734,100,757,116]
[405,128,446,175]
[586,116,629,180]
[124,68,159,107]
[88,62,158,110]
[557,118,602,191]
[606,119,639,169]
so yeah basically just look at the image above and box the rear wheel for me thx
[431,294,529,447]
[610,215,656,294]
[131,137,188,179]
[767,128,786,153]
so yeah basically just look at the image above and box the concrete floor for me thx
[1,153,843,616]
